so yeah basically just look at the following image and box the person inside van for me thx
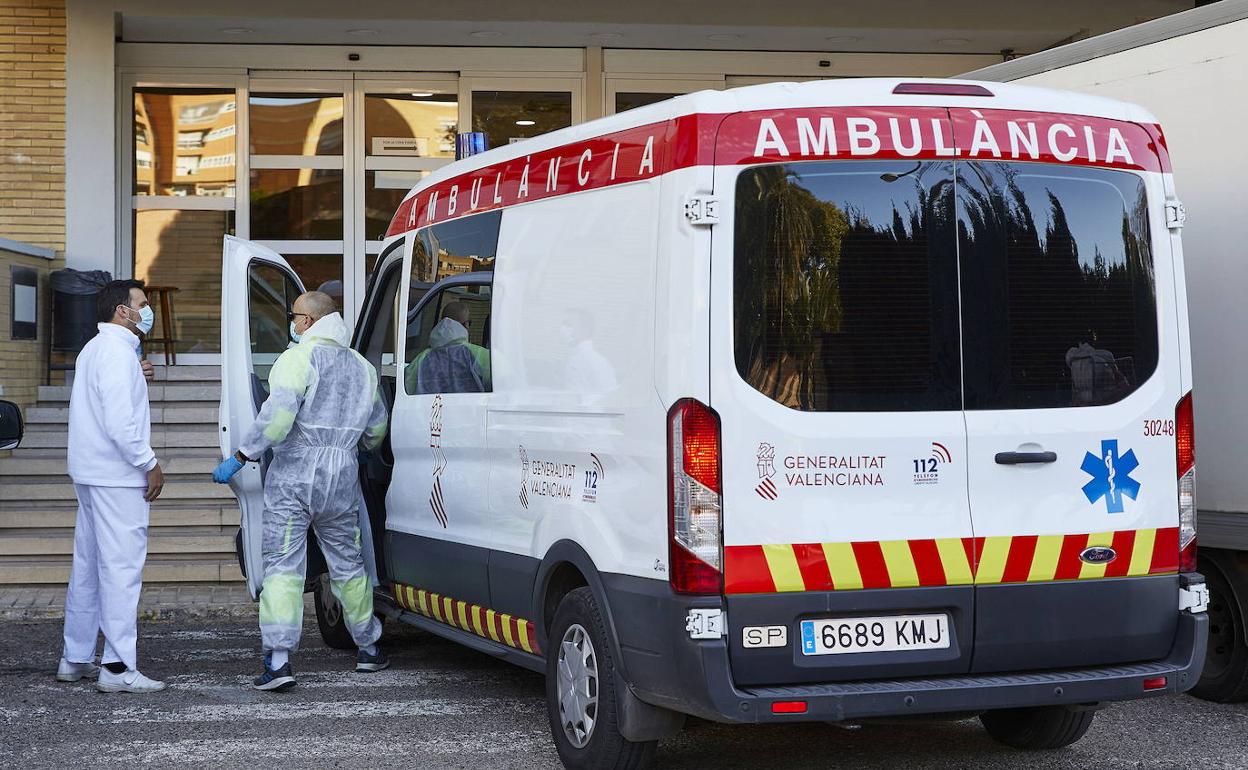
[1066,331,1131,406]
[407,300,491,394]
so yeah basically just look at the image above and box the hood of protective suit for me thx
[301,312,350,347]
[429,317,469,349]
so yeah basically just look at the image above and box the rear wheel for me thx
[314,575,356,650]
[1191,551,1248,703]
[980,706,1095,750]
[546,587,656,770]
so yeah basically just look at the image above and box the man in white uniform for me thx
[56,279,167,693]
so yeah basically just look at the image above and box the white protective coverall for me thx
[237,312,389,653]
[63,322,159,672]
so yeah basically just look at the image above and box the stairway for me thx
[0,366,243,585]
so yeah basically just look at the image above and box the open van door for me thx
[219,235,305,599]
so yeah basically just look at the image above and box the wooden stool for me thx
[142,285,180,366]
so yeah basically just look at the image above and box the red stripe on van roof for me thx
[386,107,1169,235]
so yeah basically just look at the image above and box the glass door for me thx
[353,77,459,312]
[246,76,352,323]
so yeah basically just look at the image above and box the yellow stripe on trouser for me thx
[333,574,374,627]
[880,540,919,587]
[935,538,973,585]
[1028,535,1064,582]
[1129,529,1157,576]
[259,572,305,648]
[822,542,863,590]
[761,543,805,592]
[976,536,1012,585]
[1079,531,1116,579]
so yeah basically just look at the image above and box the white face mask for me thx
[289,320,302,343]
[124,304,154,335]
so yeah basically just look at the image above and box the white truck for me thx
[966,0,1248,703]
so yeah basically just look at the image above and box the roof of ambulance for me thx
[396,77,1160,206]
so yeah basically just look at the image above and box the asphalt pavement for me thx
[1,613,1246,769]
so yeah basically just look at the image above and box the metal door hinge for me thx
[1165,199,1186,230]
[684,195,720,226]
[685,608,725,639]
[1179,582,1208,613]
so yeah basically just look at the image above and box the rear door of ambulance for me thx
[950,108,1186,672]
[709,107,977,686]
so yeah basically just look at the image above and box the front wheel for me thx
[546,587,656,770]
[980,706,1095,750]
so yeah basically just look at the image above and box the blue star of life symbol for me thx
[1081,439,1141,514]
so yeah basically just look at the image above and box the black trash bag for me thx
[50,268,112,295]
[51,268,113,352]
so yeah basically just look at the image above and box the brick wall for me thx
[0,0,64,412]
[0,246,51,409]
[0,0,65,253]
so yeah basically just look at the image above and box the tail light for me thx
[1177,392,1197,573]
[668,399,723,594]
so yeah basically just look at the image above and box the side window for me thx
[957,162,1158,409]
[247,261,300,392]
[733,161,961,412]
[402,210,499,396]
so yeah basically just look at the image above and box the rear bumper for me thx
[605,573,1208,724]
[701,610,1206,722]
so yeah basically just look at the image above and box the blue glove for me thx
[213,455,244,484]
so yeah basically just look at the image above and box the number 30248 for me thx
[1144,419,1175,437]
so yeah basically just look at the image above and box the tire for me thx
[1191,552,1248,703]
[546,587,656,770]
[980,706,1096,750]
[314,575,356,650]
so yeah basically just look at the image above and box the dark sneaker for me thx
[252,661,296,691]
[356,648,390,673]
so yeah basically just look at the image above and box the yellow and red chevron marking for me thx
[391,582,541,655]
[724,527,1179,594]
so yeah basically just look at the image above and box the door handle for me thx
[995,451,1057,465]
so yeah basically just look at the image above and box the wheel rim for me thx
[556,623,599,749]
[319,575,342,627]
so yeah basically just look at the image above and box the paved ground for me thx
[1,613,1247,769]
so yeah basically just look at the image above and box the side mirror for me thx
[0,400,24,451]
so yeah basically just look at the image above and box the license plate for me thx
[800,614,950,656]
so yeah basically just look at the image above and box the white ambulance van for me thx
[220,78,1209,769]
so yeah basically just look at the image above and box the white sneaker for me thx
[55,659,100,682]
[95,667,167,694]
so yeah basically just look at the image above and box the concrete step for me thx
[0,504,238,529]
[152,365,220,383]
[0,454,220,477]
[25,405,218,425]
[0,533,235,557]
[37,383,221,404]
[0,479,235,503]
[15,427,220,450]
[0,558,244,584]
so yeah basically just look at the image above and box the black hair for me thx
[96,279,146,324]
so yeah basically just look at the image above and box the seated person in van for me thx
[406,301,491,394]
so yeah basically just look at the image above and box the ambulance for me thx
[219,78,1209,769]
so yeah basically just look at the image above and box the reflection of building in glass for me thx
[133,91,237,197]
[436,251,494,278]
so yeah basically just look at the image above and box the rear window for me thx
[733,160,1159,412]
[733,161,962,412]
[958,162,1158,409]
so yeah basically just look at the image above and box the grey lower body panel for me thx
[1200,510,1248,550]
[603,573,1208,724]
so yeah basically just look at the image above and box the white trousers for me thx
[62,484,149,671]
